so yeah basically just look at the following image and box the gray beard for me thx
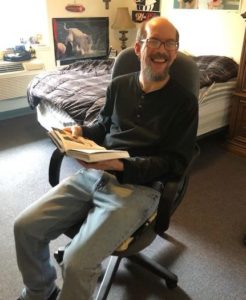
[144,65,169,82]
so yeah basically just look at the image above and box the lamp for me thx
[111,7,136,50]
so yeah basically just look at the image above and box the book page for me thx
[50,128,105,152]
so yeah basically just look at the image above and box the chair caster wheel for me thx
[166,280,177,289]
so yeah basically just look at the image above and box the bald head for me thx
[136,17,179,44]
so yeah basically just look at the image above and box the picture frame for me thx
[173,0,241,10]
[52,17,109,65]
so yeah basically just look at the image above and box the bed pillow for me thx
[193,55,239,88]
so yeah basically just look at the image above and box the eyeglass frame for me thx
[140,38,179,51]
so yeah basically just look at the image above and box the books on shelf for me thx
[48,128,129,163]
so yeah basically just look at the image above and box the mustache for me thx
[150,53,169,61]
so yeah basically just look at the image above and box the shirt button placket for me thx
[136,94,144,123]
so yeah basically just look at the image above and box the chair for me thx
[111,47,200,97]
[50,48,200,299]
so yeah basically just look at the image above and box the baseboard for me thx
[0,107,35,121]
[197,126,228,140]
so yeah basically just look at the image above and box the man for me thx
[14,17,198,300]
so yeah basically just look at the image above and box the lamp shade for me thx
[111,7,136,30]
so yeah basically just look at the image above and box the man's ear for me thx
[134,42,141,58]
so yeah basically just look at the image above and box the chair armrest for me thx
[154,177,188,235]
[154,144,200,235]
[49,148,65,187]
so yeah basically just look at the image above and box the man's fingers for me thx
[63,127,72,133]
[72,125,82,137]
[63,125,82,137]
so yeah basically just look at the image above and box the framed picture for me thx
[132,10,160,23]
[134,0,161,11]
[132,0,161,23]
[173,0,241,10]
[52,17,109,65]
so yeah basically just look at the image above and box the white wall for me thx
[1,0,246,116]
[4,0,245,69]
[160,1,246,63]
[42,0,246,67]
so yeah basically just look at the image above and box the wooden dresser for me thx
[227,13,246,157]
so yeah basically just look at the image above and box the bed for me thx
[27,53,238,137]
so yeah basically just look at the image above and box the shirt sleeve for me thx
[81,84,113,144]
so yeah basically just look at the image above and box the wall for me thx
[10,0,246,69]
[0,0,137,118]
[160,1,246,63]
[1,0,246,117]
[45,0,137,69]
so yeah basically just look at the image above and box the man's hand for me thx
[63,125,82,137]
[63,126,125,171]
[78,159,124,171]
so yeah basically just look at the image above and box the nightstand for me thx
[227,13,246,157]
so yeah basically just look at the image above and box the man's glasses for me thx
[141,38,179,51]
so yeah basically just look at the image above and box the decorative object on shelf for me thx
[108,47,118,58]
[3,46,32,62]
[226,12,246,157]
[132,10,160,23]
[111,7,136,50]
[103,0,111,9]
[65,1,85,12]
[132,0,160,23]
[134,0,160,11]
[29,46,36,59]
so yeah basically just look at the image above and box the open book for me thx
[48,128,129,163]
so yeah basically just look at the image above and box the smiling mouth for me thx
[151,57,168,63]
[150,54,169,64]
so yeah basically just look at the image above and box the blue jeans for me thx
[14,168,160,300]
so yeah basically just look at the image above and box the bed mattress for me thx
[197,79,236,136]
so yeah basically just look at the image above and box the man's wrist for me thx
[114,159,124,171]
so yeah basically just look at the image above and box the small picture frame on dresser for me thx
[108,48,118,58]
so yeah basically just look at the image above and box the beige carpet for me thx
[0,114,245,300]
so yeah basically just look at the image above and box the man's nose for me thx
[158,43,167,52]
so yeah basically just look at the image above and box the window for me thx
[0,0,48,50]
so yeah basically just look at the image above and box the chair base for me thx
[128,253,178,289]
[54,249,178,299]
[95,253,178,300]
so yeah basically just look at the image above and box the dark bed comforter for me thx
[27,55,238,125]
[27,59,114,125]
